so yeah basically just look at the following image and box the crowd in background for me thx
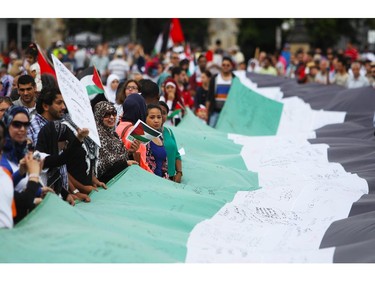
[251,42,375,88]
[2,39,375,105]
[1,37,375,229]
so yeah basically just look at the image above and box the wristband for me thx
[73,189,80,194]
[28,173,39,178]
[176,170,183,176]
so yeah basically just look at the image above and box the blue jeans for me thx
[208,111,220,128]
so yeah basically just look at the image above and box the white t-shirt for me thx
[108,59,130,81]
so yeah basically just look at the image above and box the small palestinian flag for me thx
[126,119,161,144]
[76,66,105,100]
[167,108,182,120]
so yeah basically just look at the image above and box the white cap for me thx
[56,40,64,47]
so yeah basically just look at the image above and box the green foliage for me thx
[238,19,283,60]
[304,19,375,50]
[304,19,353,49]
[64,18,374,61]
[179,18,209,49]
[65,18,208,54]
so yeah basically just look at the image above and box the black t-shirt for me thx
[65,135,93,186]
[194,86,209,109]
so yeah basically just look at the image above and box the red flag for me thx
[36,44,56,78]
[92,66,105,92]
[170,18,185,44]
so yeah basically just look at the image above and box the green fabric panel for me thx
[175,109,248,170]
[86,85,104,95]
[0,110,259,263]
[215,77,284,136]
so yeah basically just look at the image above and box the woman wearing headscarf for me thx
[35,116,90,202]
[115,94,152,173]
[0,105,32,192]
[105,74,120,104]
[160,77,185,126]
[0,119,47,227]
[94,101,138,183]
[36,112,106,203]
[0,108,52,225]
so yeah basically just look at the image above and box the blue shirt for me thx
[27,113,48,146]
[149,141,167,177]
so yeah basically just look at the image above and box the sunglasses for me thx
[104,110,117,118]
[11,120,31,129]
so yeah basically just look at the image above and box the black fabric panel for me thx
[320,210,375,248]
[324,86,375,112]
[349,194,375,216]
[333,239,375,263]
[248,72,375,112]
[314,123,374,140]
[344,113,374,127]
[247,72,375,262]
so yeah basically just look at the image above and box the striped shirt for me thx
[214,74,232,112]
[28,113,48,146]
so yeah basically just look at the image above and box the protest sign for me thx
[52,55,101,146]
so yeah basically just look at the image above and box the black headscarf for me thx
[2,105,30,163]
[121,94,147,124]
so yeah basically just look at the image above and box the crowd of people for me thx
[1,38,375,229]
[248,42,375,89]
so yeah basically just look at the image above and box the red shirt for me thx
[181,90,194,109]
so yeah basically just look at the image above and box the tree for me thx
[238,19,283,61]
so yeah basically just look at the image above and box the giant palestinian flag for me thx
[1,71,375,263]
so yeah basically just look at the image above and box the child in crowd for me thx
[195,105,208,124]
[145,104,168,178]
[24,43,42,93]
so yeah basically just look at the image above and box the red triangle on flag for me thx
[132,122,145,136]
[92,66,104,91]
[36,44,56,79]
